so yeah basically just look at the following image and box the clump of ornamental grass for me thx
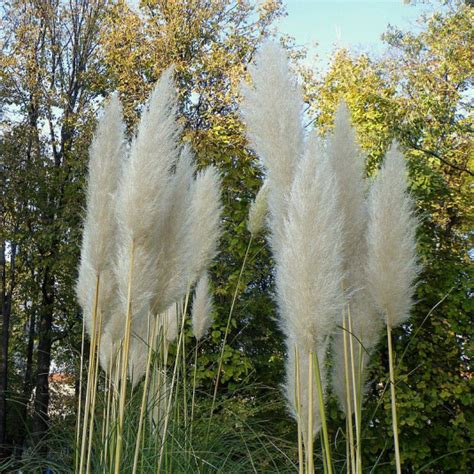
[75,93,125,473]
[241,42,339,472]
[76,67,222,473]
[240,42,418,474]
[366,143,419,474]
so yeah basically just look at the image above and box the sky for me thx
[278,0,432,69]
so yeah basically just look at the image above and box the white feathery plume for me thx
[278,135,344,440]
[327,103,383,413]
[240,42,304,259]
[150,145,196,315]
[366,143,419,328]
[185,166,223,287]
[247,182,268,236]
[76,93,125,357]
[108,67,181,345]
[162,303,180,343]
[191,272,213,341]
[327,103,367,273]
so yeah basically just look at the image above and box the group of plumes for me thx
[77,43,418,439]
[76,68,220,386]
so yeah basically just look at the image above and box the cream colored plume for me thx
[76,93,125,340]
[162,303,180,343]
[150,145,196,315]
[186,166,223,286]
[111,67,181,346]
[366,143,419,328]
[191,273,213,341]
[278,135,344,438]
[247,182,268,236]
[327,103,383,413]
[277,136,344,351]
[240,42,304,258]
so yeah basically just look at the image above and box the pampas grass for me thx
[73,45,420,474]
[149,145,195,315]
[367,142,419,473]
[278,136,343,465]
[187,166,223,286]
[241,43,344,471]
[247,182,268,236]
[240,42,304,259]
[367,143,419,329]
[75,93,125,473]
[111,67,181,345]
[328,103,380,472]
[76,67,223,473]
[191,273,213,341]
[76,92,125,344]
[240,43,419,473]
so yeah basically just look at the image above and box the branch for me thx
[408,142,473,176]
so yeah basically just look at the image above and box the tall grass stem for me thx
[306,352,314,474]
[75,316,86,473]
[79,274,100,473]
[294,346,304,474]
[207,236,253,434]
[114,242,135,473]
[314,350,333,474]
[387,323,402,474]
[342,315,356,474]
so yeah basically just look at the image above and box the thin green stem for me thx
[342,314,356,474]
[75,315,86,473]
[132,314,157,474]
[347,308,361,473]
[294,346,304,474]
[190,340,199,438]
[387,323,402,474]
[86,308,102,473]
[207,236,253,435]
[79,273,100,474]
[313,350,333,474]
[307,352,314,474]
[114,241,135,474]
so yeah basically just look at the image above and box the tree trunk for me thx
[32,269,54,449]
[17,306,36,452]
[0,240,16,460]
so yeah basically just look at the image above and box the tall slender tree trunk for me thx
[0,240,16,460]
[32,269,54,448]
[0,241,8,459]
[17,307,36,453]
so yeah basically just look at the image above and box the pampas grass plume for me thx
[191,273,213,341]
[247,183,268,236]
[76,93,125,338]
[279,135,344,438]
[186,166,222,286]
[328,103,383,413]
[150,144,196,314]
[240,42,304,258]
[367,142,419,328]
[113,67,180,332]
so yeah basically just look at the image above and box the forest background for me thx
[0,0,472,471]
